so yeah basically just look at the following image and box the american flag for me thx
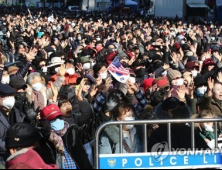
[108,58,129,76]
[108,58,130,83]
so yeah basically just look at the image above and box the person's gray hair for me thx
[27,72,41,85]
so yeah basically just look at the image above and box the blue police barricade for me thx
[95,119,222,169]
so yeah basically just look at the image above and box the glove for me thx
[105,93,120,112]
[24,101,40,122]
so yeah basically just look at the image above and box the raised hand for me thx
[176,85,186,100]
[59,64,66,77]
[89,85,98,98]
[76,63,85,75]
[105,77,113,93]
[51,82,58,102]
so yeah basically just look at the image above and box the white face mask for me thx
[204,124,214,132]
[78,37,82,41]
[3,96,15,110]
[196,86,207,96]
[181,40,186,44]
[211,37,216,41]
[123,117,135,130]
[162,70,167,76]
[1,75,10,84]
[191,70,198,78]
[42,67,48,73]
[128,77,136,84]
[96,37,101,41]
[98,72,108,79]
[66,68,75,75]
[32,83,43,91]
[176,78,184,86]
[83,63,91,70]
[71,23,76,27]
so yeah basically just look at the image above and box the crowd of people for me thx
[0,5,222,169]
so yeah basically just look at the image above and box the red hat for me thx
[155,77,170,89]
[40,104,63,121]
[185,62,199,70]
[143,78,155,92]
[202,58,216,68]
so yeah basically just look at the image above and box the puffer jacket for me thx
[10,60,31,79]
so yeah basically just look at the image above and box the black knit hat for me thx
[194,76,207,88]
[5,123,42,149]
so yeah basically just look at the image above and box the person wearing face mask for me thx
[5,123,57,169]
[9,77,41,124]
[196,110,222,149]
[185,61,200,78]
[167,68,184,98]
[99,103,143,154]
[39,104,93,169]
[80,57,92,71]
[149,97,209,152]
[133,58,147,81]
[0,84,27,167]
[93,62,109,80]
[48,60,79,88]
[26,66,65,111]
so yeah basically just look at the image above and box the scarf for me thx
[31,90,45,110]
[49,121,69,155]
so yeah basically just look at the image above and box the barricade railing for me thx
[95,118,222,169]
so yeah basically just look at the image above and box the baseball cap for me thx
[40,104,64,121]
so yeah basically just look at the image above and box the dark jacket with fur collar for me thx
[99,125,143,154]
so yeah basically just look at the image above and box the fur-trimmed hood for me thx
[103,125,120,144]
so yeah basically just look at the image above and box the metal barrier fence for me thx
[95,118,222,169]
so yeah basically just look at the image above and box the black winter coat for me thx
[39,125,93,169]
[148,124,209,152]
